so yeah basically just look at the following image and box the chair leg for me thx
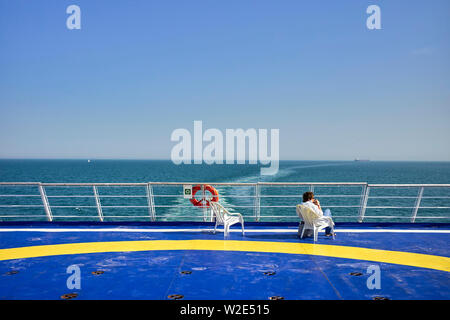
[214,222,217,234]
[314,227,318,242]
[224,224,229,237]
[300,227,305,239]
[241,220,245,236]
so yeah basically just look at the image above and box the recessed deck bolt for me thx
[349,272,363,276]
[373,296,390,301]
[92,270,105,275]
[180,271,192,275]
[61,293,78,300]
[168,294,184,300]
[269,296,284,300]
[5,270,19,275]
[263,271,276,276]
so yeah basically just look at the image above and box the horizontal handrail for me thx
[0,182,362,186]
[368,184,450,187]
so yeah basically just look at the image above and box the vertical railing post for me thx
[93,186,104,222]
[357,184,367,222]
[411,187,424,223]
[209,185,214,222]
[358,185,370,223]
[38,183,53,221]
[309,184,314,193]
[202,184,207,222]
[254,183,260,222]
[146,183,156,221]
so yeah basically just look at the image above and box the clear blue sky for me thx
[0,0,449,160]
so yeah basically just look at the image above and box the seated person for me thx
[300,191,335,237]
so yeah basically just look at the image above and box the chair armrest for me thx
[226,211,243,218]
[225,212,244,222]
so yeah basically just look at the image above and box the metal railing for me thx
[0,182,449,222]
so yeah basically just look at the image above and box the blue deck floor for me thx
[0,222,449,300]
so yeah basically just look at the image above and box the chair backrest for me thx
[210,202,225,223]
[296,204,304,219]
[297,204,320,226]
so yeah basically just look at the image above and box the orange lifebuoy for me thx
[190,184,219,207]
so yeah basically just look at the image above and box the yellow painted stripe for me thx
[0,240,449,272]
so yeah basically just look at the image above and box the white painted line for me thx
[0,228,449,234]
[0,228,289,233]
[335,229,450,233]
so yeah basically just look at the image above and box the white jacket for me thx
[301,200,324,217]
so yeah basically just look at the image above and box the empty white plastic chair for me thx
[210,202,245,236]
[296,204,335,242]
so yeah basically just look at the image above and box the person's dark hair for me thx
[303,192,314,202]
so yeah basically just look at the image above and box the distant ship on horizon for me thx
[354,158,370,162]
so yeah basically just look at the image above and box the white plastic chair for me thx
[210,202,245,237]
[296,204,335,242]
